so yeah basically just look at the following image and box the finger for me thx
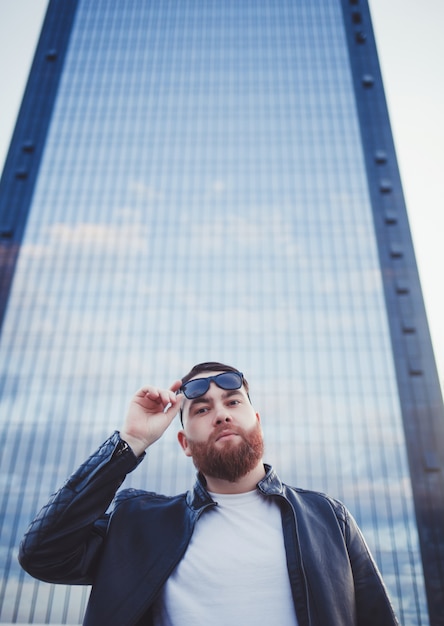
[134,383,181,410]
[169,379,183,393]
[146,388,164,403]
[156,388,174,409]
[135,385,160,400]
[163,381,183,407]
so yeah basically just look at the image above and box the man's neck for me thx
[204,461,266,495]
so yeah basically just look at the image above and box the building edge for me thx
[340,1,444,624]
[0,0,80,330]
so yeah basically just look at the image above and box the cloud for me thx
[17,219,151,269]
[48,222,148,252]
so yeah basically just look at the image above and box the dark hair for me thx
[181,361,250,395]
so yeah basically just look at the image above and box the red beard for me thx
[186,421,264,483]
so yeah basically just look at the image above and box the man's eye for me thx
[229,399,240,406]
[194,407,209,415]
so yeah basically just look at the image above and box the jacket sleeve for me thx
[344,508,400,626]
[18,431,144,585]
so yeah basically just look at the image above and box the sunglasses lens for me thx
[182,378,210,399]
[216,372,243,390]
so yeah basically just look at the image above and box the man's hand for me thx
[120,380,183,456]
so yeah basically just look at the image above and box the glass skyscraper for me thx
[0,1,443,624]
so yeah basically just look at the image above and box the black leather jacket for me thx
[19,432,399,626]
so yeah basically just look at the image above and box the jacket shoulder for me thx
[282,484,349,529]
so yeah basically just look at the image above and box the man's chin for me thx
[188,423,264,482]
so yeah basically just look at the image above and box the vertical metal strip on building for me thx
[0,0,79,330]
[340,1,444,623]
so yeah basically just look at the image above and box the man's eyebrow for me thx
[188,395,212,408]
[222,389,243,399]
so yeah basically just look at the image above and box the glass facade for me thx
[0,1,432,624]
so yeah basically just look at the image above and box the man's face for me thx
[177,372,263,482]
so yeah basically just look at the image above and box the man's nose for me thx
[214,404,232,425]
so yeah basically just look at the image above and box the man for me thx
[19,361,399,626]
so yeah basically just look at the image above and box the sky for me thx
[0,0,443,388]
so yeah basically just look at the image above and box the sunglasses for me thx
[179,371,244,400]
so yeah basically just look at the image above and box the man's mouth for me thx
[215,430,239,442]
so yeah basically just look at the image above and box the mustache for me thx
[208,425,242,444]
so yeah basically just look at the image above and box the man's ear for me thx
[177,430,193,457]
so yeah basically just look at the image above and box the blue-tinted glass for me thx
[0,1,429,624]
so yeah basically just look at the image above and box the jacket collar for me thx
[257,463,284,496]
[187,463,283,510]
[186,473,215,510]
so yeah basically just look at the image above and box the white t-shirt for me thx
[152,489,299,626]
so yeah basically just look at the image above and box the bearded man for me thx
[19,361,399,626]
